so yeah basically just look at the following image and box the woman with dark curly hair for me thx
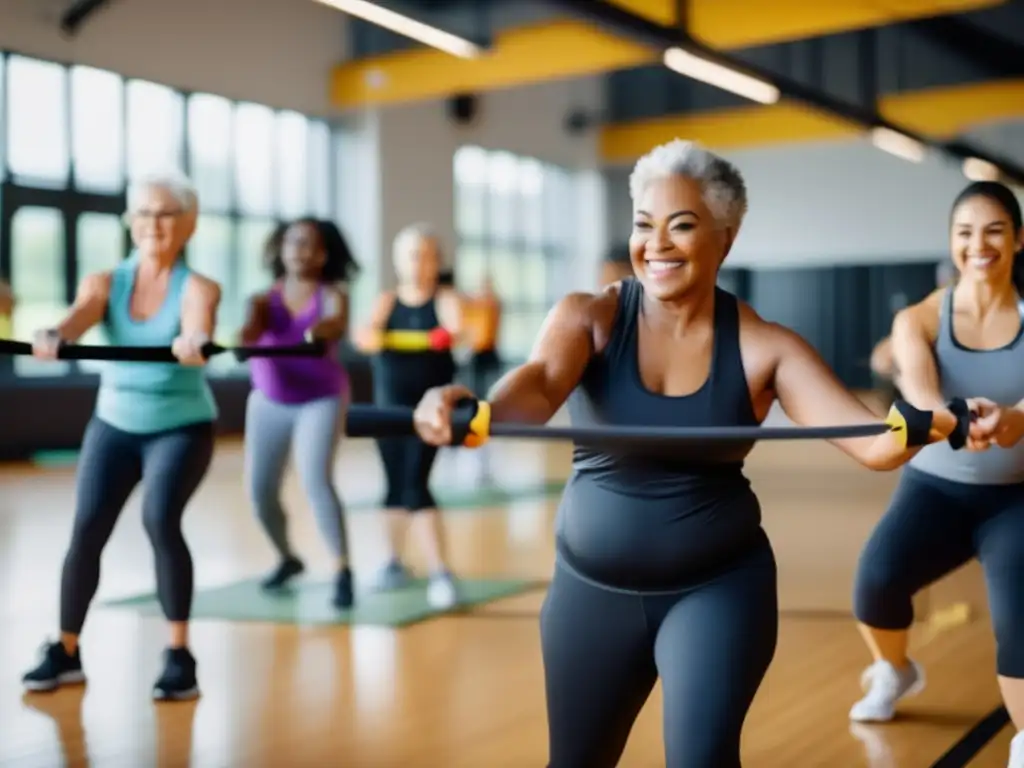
[239,216,361,609]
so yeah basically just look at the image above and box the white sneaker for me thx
[1009,730,1024,768]
[849,660,926,722]
[426,573,458,610]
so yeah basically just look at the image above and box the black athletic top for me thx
[558,278,764,592]
[373,295,455,407]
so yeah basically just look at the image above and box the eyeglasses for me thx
[124,209,184,225]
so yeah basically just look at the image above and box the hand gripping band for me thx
[884,399,933,449]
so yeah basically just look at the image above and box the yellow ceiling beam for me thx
[879,78,1024,137]
[599,105,860,163]
[599,78,1024,163]
[330,21,656,109]
[330,0,1006,108]
[609,0,1005,48]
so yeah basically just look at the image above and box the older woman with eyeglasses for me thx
[21,171,221,703]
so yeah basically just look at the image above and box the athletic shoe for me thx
[153,647,199,702]
[849,659,925,722]
[333,567,354,609]
[260,556,305,590]
[426,572,458,610]
[22,640,86,692]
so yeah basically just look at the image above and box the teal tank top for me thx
[94,252,218,434]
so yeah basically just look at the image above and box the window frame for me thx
[0,47,343,383]
[452,145,572,364]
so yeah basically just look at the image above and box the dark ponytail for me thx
[950,180,1024,293]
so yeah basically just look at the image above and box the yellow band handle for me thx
[884,400,933,448]
[461,400,492,448]
[381,328,453,352]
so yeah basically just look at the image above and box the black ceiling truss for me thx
[546,0,1024,184]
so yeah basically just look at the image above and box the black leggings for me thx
[376,436,438,511]
[854,466,1024,677]
[540,536,778,768]
[60,417,215,634]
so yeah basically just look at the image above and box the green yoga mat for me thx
[104,577,542,627]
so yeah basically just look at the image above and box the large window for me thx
[453,146,572,361]
[6,57,68,187]
[0,50,346,381]
[71,66,124,193]
[10,207,68,377]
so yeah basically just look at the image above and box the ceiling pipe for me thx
[546,0,1024,185]
[60,0,116,36]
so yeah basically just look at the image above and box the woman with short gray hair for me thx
[21,171,221,703]
[355,222,462,610]
[410,138,955,766]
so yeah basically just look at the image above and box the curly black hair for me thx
[264,217,361,283]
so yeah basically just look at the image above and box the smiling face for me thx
[950,194,1022,287]
[128,184,196,262]
[281,221,326,279]
[628,175,733,301]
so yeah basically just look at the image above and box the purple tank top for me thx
[248,284,347,404]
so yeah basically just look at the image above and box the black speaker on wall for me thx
[447,93,479,126]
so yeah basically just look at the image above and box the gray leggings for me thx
[244,389,349,561]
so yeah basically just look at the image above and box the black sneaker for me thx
[260,556,305,590]
[22,640,86,693]
[153,647,199,702]
[333,567,354,609]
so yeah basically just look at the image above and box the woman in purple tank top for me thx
[239,217,361,610]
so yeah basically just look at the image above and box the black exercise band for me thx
[945,397,972,451]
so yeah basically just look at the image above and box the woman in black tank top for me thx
[355,223,461,610]
[411,140,955,767]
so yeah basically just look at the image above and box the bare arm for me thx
[869,336,893,377]
[772,323,954,470]
[180,274,221,341]
[353,292,395,353]
[55,272,112,342]
[0,280,14,316]
[485,292,600,424]
[414,291,605,444]
[436,287,463,340]
[238,292,271,345]
[309,285,349,341]
[890,294,946,411]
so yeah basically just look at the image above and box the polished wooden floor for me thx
[0,406,1012,767]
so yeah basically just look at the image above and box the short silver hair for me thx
[629,139,748,231]
[393,222,441,261]
[127,171,199,214]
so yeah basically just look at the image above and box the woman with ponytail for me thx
[848,180,1024,768]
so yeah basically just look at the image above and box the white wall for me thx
[605,127,1024,269]
[340,76,608,319]
[0,0,348,115]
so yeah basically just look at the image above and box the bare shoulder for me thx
[322,282,347,302]
[734,298,818,376]
[80,270,113,299]
[436,284,462,307]
[558,282,619,324]
[893,288,943,342]
[373,290,397,313]
[186,272,222,304]
[544,283,621,351]
[735,298,792,344]
[366,290,397,326]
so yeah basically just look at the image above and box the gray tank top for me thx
[909,289,1024,485]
